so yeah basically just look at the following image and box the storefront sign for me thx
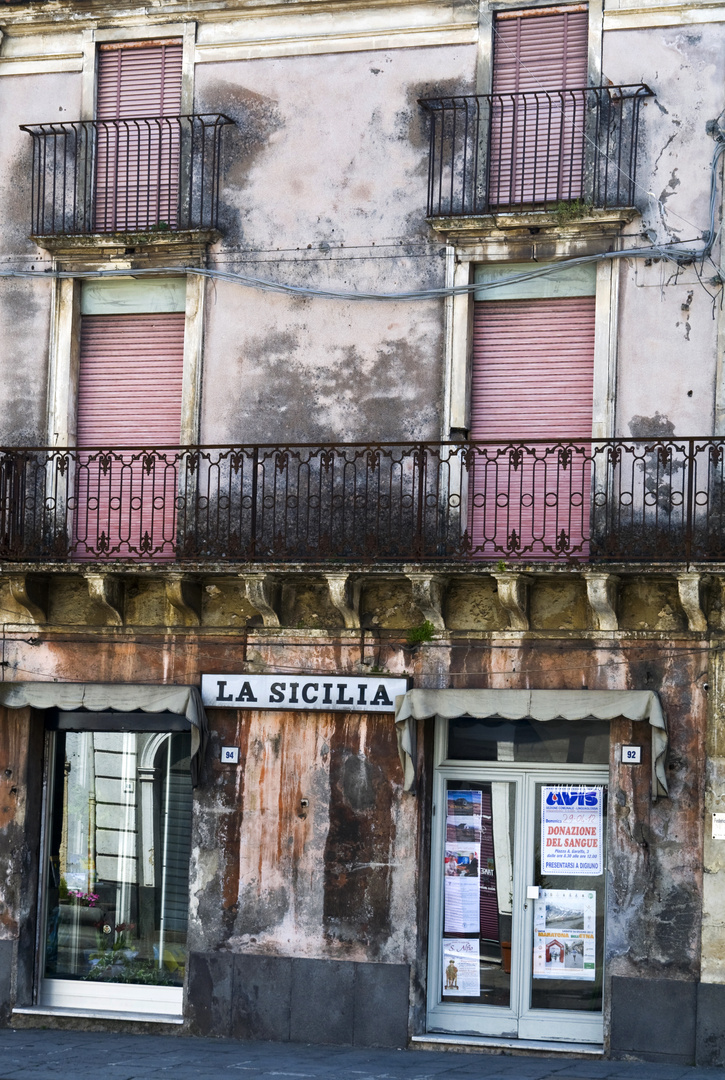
[201,674,408,712]
[540,785,604,876]
[533,889,596,981]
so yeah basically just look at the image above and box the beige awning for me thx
[0,682,208,786]
[395,688,667,799]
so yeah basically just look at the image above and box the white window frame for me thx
[80,22,196,121]
[441,243,619,441]
[47,274,205,448]
[475,0,603,95]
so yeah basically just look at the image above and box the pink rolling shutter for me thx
[95,41,183,232]
[468,297,595,557]
[489,7,589,205]
[75,312,185,559]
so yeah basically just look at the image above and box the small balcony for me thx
[0,439,721,568]
[19,114,232,240]
[418,85,653,220]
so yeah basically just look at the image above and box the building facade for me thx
[0,0,724,1065]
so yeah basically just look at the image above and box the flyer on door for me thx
[540,785,603,876]
[532,889,596,981]
[444,790,482,934]
[442,937,481,996]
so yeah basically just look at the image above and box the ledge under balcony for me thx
[20,114,233,255]
[418,85,653,234]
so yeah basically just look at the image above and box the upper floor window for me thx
[95,41,183,232]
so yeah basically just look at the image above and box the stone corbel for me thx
[585,573,619,632]
[405,572,448,632]
[85,573,123,626]
[493,572,529,631]
[242,573,281,627]
[7,573,47,624]
[325,573,361,629]
[165,574,201,627]
[678,572,707,632]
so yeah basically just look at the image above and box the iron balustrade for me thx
[0,439,723,565]
[418,85,653,218]
[19,114,233,236]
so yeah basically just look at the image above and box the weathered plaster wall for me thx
[190,707,416,967]
[604,25,725,437]
[194,45,476,444]
[0,71,81,444]
[0,706,43,1017]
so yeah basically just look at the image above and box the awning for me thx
[395,688,667,799]
[0,682,209,786]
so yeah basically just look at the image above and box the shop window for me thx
[41,715,191,1014]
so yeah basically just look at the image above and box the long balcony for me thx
[419,85,653,219]
[20,114,232,238]
[0,439,721,567]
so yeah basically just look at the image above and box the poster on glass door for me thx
[541,785,603,876]
[444,790,482,934]
[442,938,481,996]
[533,889,596,981]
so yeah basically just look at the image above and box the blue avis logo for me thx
[546,790,598,807]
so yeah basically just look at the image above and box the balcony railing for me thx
[19,114,233,236]
[419,85,653,218]
[0,439,722,565]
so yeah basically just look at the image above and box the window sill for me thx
[13,1005,184,1024]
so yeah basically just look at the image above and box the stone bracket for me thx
[405,572,448,632]
[325,573,361,629]
[585,572,619,631]
[85,573,123,626]
[243,573,281,627]
[493,572,529,631]
[165,574,201,627]
[678,572,707,632]
[7,573,47,624]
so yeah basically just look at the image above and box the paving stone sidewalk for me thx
[1,1031,724,1080]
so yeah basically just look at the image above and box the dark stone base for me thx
[187,953,409,1048]
[610,976,725,1066]
[0,940,13,1022]
[696,982,725,1067]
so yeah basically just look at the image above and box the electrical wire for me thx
[0,134,721,302]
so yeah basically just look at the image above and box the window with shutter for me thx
[468,293,595,557]
[489,7,589,206]
[94,41,183,232]
[74,308,185,559]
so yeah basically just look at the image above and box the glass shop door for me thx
[426,716,609,1045]
[39,723,192,1017]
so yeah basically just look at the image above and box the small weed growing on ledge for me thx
[552,199,593,225]
[407,619,436,645]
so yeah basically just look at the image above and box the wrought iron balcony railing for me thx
[19,114,233,237]
[419,85,653,218]
[0,439,722,565]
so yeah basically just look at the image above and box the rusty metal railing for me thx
[19,114,233,236]
[0,440,722,565]
[418,85,653,218]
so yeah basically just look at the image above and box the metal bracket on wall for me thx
[85,573,123,626]
[325,573,362,629]
[165,574,201,627]
[493,572,529,631]
[677,572,707,632]
[7,573,47,624]
[585,572,619,631]
[405,571,448,632]
[242,573,281,627]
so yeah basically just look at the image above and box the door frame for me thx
[426,716,609,1044]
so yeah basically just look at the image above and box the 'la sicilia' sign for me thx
[201,674,409,713]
